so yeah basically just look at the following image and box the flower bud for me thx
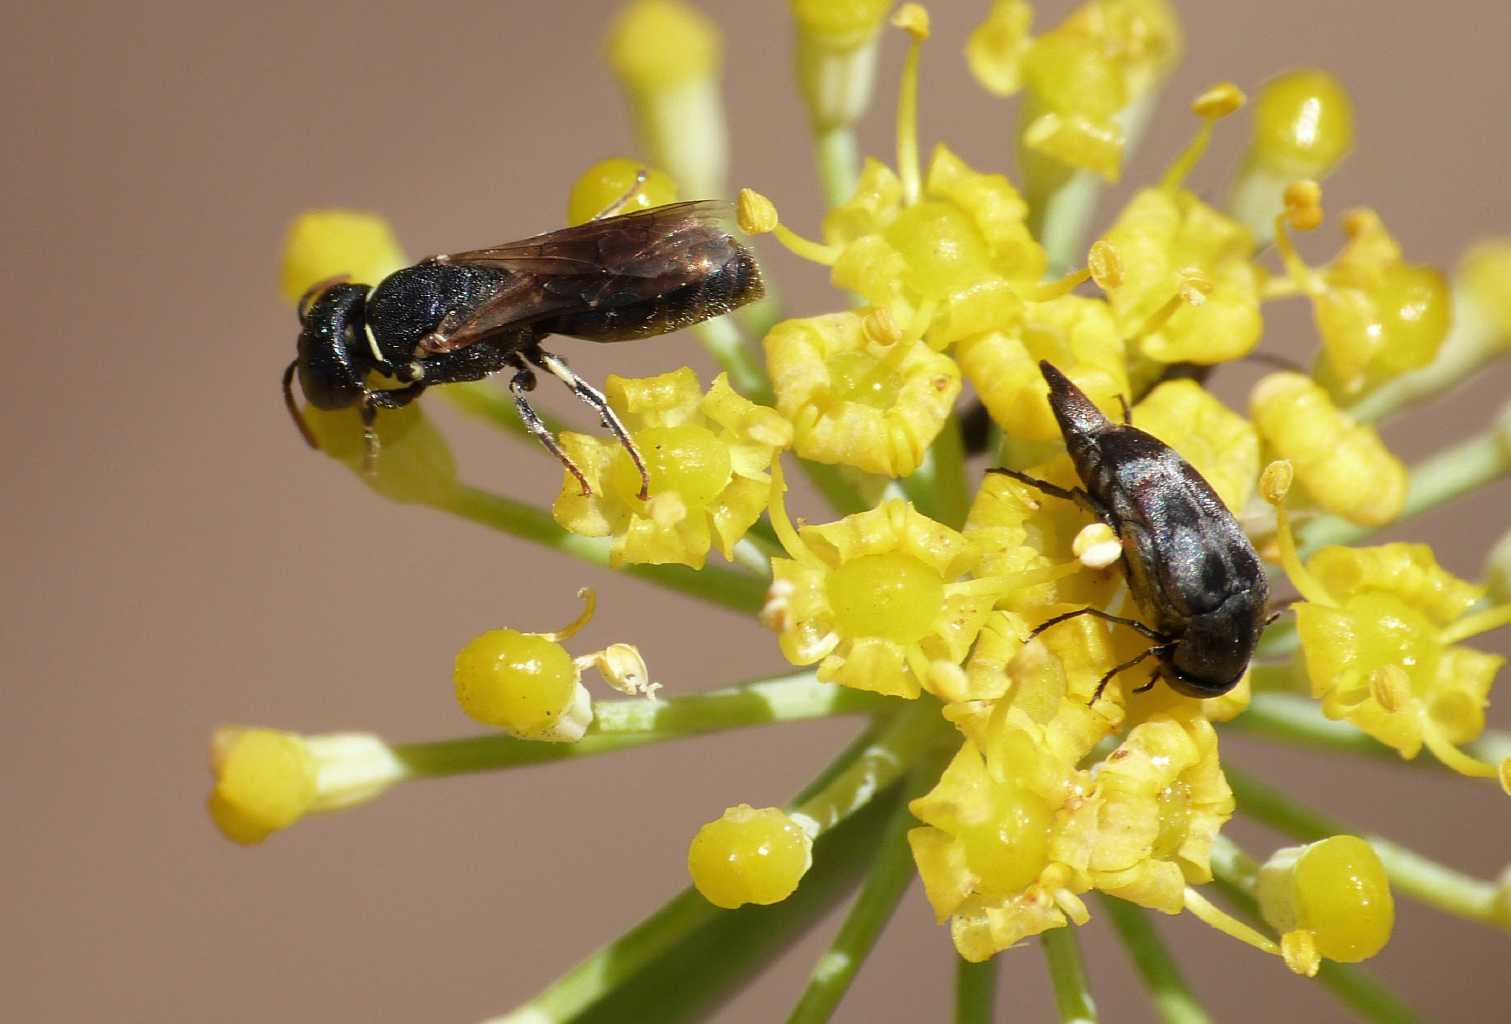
[454,629,593,742]
[279,210,406,305]
[606,0,726,199]
[688,804,814,908]
[1250,372,1406,526]
[1257,836,1393,963]
[566,158,678,226]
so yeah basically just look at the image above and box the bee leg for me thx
[592,167,650,220]
[1089,644,1172,705]
[1028,606,1170,644]
[507,360,593,497]
[986,466,1101,516]
[1117,393,1133,426]
[1133,665,1162,694]
[357,381,429,476]
[531,349,650,500]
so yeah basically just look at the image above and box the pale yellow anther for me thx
[1260,460,1295,505]
[578,643,659,699]
[760,578,796,633]
[1178,268,1214,306]
[738,188,779,234]
[1368,664,1409,714]
[892,3,930,41]
[1283,179,1325,231]
[1088,239,1123,290]
[1498,757,1511,797]
[863,306,903,346]
[1281,930,1321,977]
[1192,82,1246,120]
[1073,522,1123,569]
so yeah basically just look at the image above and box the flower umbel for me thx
[240,4,1511,1021]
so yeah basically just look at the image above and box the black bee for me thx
[990,361,1271,704]
[283,193,763,497]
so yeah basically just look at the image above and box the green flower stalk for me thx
[230,3,1511,1020]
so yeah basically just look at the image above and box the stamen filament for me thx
[1161,119,1215,193]
[892,5,929,205]
[774,222,841,265]
[538,587,596,642]
[1029,266,1093,303]
[948,560,1085,599]
[768,456,825,569]
[1181,887,1279,957]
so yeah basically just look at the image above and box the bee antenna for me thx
[283,359,319,450]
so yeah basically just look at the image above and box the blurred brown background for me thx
[3,2,1507,1021]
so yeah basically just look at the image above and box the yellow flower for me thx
[956,295,1129,445]
[764,309,960,478]
[1098,187,1263,365]
[962,459,1122,617]
[1291,544,1509,784]
[1250,371,1406,526]
[1013,0,1183,181]
[908,728,1096,961]
[820,147,1047,346]
[553,369,791,569]
[765,477,992,699]
[1077,715,1234,913]
[1311,210,1453,395]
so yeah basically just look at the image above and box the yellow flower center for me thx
[829,350,905,408]
[609,424,732,508]
[1152,780,1194,860]
[883,200,993,298]
[1345,592,1439,686]
[826,552,945,643]
[958,781,1054,899]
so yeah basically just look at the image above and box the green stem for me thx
[792,697,953,834]
[432,483,767,615]
[953,958,1000,1024]
[1231,692,1511,770]
[694,316,770,402]
[1041,927,1098,1023]
[490,720,894,1024]
[1299,428,1510,555]
[440,379,566,439]
[1225,764,1509,931]
[1208,837,1423,1024]
[392,673,891,778]
[786,758,940,1024]
[1098,896,1211,1024]
[815,125,860,210]
[901,414,971,529]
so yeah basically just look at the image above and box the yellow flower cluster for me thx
[257,0,1511,1004]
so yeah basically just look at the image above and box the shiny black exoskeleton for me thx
[283,199,764,496]
[990,360,1270,703]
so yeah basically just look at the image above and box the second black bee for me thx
[284,198,764,497]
